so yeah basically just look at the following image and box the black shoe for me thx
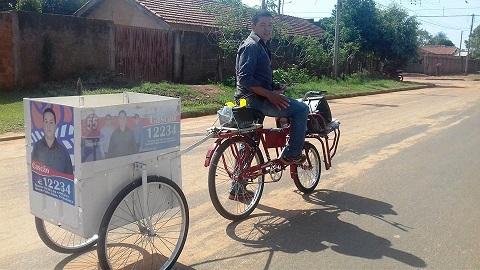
[280,154,307,165]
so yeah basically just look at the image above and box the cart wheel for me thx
[97,176,189,270]
[292,142,321,193]
[35,217,97,253]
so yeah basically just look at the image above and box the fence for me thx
[405,54,479,75]
[116,25,173,82]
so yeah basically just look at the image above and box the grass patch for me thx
[0,75,424,135]
[0,97,24,134]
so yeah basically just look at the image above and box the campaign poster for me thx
[81,102,181,162]
[30,102,75,206]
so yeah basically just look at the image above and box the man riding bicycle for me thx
[235,10,309,165]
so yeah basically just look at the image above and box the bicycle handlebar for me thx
[302,91,328,101]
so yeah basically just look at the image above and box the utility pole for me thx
[465,14,474,74]
[459,31,463,53]
[333,0,342,78]
[262,0,266,10]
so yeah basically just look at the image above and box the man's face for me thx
[252,16,273,42]
[105,117,112,126]
[43,112,57,140]
[118,112,127,130]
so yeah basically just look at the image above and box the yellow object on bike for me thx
[225,102,235,107]
[239,98,247,108]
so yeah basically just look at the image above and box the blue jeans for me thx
[246,95,309,157]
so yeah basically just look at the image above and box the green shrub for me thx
[16,0,42,12]
[273,66,312,85]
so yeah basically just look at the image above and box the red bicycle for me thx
[204,91,340,220]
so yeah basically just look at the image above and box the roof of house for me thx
[76,0,324,38]
[420,46,457,55]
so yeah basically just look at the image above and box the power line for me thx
[416,17,470,30]
[416,14,476,17]
[414,7,480,10]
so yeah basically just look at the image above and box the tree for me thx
[417,29,432,46]
[16,0,41,12]
[319,0,418,73]
[429,32,455,46]
[42,0,88,15]
[340,0,380,55]
[0,0,17,11]
[376,4,419,68]
[10,0,87,14]
[203,0,255,57]
[465,25,480,59]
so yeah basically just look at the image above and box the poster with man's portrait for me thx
[80,102,181,163]
[30,102,75,206]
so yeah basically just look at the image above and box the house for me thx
[406,45,480,75]
[74,0,324,83]
[75,0,324,37]
[419,45,458,57]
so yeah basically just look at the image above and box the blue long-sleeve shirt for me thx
[235,32,274,100]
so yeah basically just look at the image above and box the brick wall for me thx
[16,11,115,87]
[0,11,115,90]
[178,31,224,83]
[0,12,14,91]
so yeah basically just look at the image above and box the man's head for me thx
[42,108,57,140]
[118,110,128,131]
[105,114,112,125]
[134,114,139,124]
[252,10,273,43]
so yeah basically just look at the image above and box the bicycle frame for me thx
[204,125,295,182]
[205,90,340,182]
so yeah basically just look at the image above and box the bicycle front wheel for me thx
[208,136,264,220]
[97,176,189,270]
[293,142,321,193]
[35,217,97,253]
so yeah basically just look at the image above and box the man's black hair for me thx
[43,108,56,123]
[252,10,273,25]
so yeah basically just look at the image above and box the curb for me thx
[324,83,435,100]
[0,134,25,142]
[0,83,432,142]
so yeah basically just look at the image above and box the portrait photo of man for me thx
[107,110,138,159]
[31,108,73,175]
[100,114,115,159]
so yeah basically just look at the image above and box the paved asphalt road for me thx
[0,76,479,269]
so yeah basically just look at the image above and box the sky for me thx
[242,0,480,49]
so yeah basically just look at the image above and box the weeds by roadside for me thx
[0,72,425,134]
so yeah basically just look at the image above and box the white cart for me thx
[24,92,189,270]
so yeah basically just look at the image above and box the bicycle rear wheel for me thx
[293,142,321,193]
[97,176,189,270]
[35,217,97,253]
[208,136,264,220]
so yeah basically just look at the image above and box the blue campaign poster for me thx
[30,102,75,205]
[81,102,181,162]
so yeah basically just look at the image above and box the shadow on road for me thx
[224,189,426,269]
[54,244,194,270]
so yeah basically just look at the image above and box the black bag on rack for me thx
[314,97,332,124]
